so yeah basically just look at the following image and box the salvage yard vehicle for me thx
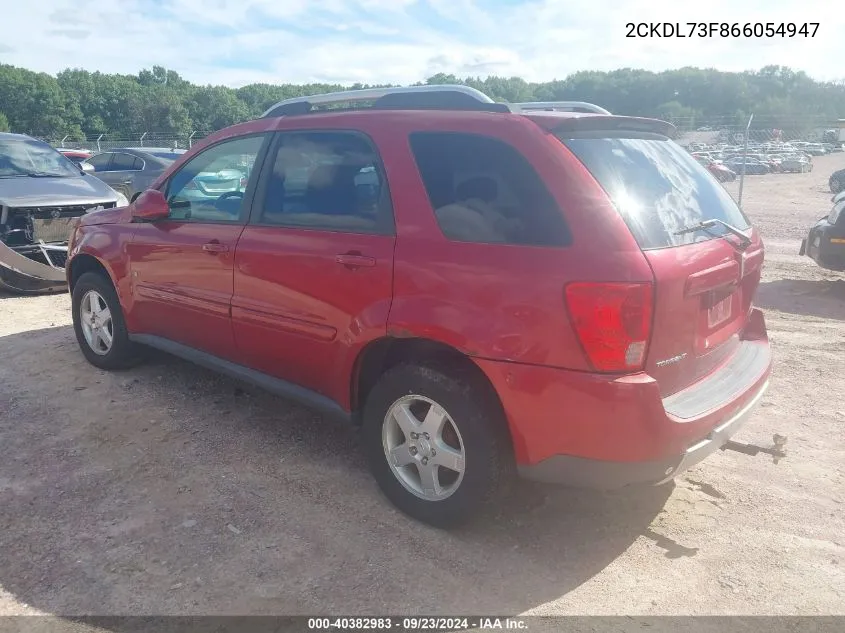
[799,190,845,271]
[0,132,127,293]
[83,147,187,201]
[66,86,772,527]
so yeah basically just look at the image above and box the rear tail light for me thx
[564,282,654,372]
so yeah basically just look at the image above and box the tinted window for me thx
[111,153,142,171]
[165,135,265,223]
[257,131,393,235]
[561,135,750,250]
[409,132,569,246]
[85,153,112,171]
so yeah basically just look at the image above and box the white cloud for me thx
[0,0,841,87]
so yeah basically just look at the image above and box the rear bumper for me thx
[800,218,845,272]
[518,379,768,489]
[474,308,772,489]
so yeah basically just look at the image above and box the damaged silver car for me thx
[0,133,126,293]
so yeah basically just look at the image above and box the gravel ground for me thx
[0,154,843,618]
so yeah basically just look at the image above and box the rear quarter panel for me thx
[366,111,653,369]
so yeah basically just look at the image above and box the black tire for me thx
[832,177,843,194]
[72,271,143,370]
[362,363,513,528]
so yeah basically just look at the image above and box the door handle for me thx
[335,252,376,268]
[202,241,229,254]
[121,179,132,185]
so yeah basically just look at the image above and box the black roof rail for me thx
[260,85,514,118]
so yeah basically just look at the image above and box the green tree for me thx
[0,111,9,132]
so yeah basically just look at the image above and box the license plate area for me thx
[707,292,733,329]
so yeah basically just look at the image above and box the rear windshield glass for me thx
[559,135,750,250]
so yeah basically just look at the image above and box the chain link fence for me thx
[44,132,213,152]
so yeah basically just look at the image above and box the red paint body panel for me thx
[475,308,770,466]
[232,226,395,405]
[127,221,244,359]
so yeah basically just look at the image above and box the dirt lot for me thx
[1,155,844,619]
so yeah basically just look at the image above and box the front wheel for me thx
[362,363,513,528]
[72,272,143,370]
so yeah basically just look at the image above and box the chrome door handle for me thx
[202,241,229,254]
[335,253,375,268]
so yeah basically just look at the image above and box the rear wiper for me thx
[675,218,752,250]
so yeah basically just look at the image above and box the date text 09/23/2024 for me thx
[626,22,819,38]
[307,617,528,631]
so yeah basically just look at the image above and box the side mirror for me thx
[81,162,95,173]
[131,189,170,221]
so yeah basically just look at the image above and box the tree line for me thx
[0,63,843,139]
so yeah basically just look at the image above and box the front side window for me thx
[257,131,393,235]
[409,132,570,246]
[165,135,266,223]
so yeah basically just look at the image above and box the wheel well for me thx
[352,337,508,431]
[68,254,110,293]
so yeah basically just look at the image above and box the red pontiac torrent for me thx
[66,86,772,527]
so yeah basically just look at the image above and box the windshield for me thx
[559,134,750,250]
[0,137,81,178]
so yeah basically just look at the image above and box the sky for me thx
[0,0,840,87]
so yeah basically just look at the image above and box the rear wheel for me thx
[832,177,843,193]
[72,272,143,370]
[362,363,512,528]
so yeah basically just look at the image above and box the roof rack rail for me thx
[261,85,514,118]
[515,101,611,115]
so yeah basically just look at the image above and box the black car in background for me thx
[830,168,845,194]
[800,190,845,271]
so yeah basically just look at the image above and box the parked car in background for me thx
[779,154,812,173]
[706,161,736,182]
[83,147,187,200]
[66,86,772,527]
[0,132,125,293]
[799,190,845,271]
[804,143,828,156]
[724,158,770,175]
[830,168,845,194]
[57,148,93,167]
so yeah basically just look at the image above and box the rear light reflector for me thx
[564,282,654,372]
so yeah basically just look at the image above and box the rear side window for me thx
[560,135,750,250]
[409,132,570,246]
[111,153,142,171]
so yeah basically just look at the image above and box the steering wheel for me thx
[214,190,244,211]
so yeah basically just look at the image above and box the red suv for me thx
[67,86,772,527]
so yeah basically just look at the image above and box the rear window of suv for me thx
[559,134,750,250]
